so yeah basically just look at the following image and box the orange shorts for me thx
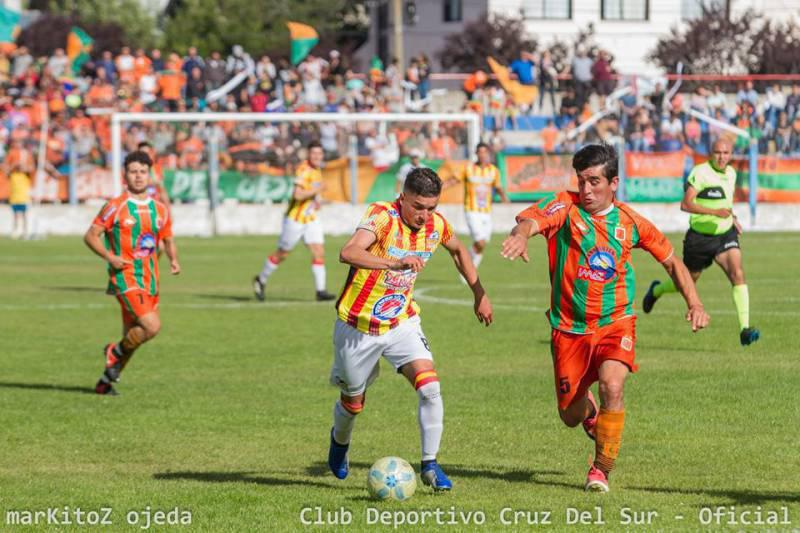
[116,290,159,327]
[551,318,638,410]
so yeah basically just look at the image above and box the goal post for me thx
[110,111,482,202]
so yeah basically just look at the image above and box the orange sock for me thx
[119,328,146,369]
[594,408,625,475]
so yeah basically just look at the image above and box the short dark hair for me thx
[404,167,442,197]
[572,143,618,182]
[476,142,490,152]
[307,141,323,152]
[137,141,152,150]
[124,150,152,170]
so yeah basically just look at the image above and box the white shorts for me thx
[330,316,433,396]
[278,217,324,251]
[465,211,492,243]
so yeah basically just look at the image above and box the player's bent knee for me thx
[558,406,583,427]
[414,369,441,401]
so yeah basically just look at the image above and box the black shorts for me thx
[682,226,740,272]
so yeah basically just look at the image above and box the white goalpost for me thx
[110,111,482,199]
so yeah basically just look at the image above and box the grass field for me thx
[1,232,798,532]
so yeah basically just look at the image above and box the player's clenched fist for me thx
[394,255,425,272]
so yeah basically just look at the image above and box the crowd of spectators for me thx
[2,41,800,189]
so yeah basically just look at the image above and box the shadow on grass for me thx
[307,461,564,484]
[0,381,95,395]
[153,471,333,488]
[46,285,104,293]
[193,293,314,303]
[628,486,800,505]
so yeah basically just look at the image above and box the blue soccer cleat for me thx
[740,327,760,346]
[420,461,452,491]
[328,428,349,480]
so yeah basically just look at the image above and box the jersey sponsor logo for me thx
[372,294,407,320]
[384,270,417,291]
[134,232,157,259]
[545,202,566,216]
[577,247,617,282]
[100,205,117,222]
[575,221,589,234]
[723,240,739,249]
[124,218,136,226]
[387,246,432,260]
[697,186,726,200]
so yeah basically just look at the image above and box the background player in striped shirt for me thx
[642,137,760,346]
[328,167,493,491]
[502,143,709,492]
[253,142,335,301]
[84,151,180,395]
[445,143,509,270]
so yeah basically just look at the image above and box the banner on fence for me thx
[163,169,293,203]
[624,151,685,202]
[496,153,576,201]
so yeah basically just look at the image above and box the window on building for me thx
[601,0,648,20]
[682,0,726,20]
[522,0,572,20]
[443,0,463,22]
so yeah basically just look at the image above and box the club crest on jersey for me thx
[577,247,617,282]
[387,209,399,217]
[134,232,157,258]
[614,226,626,241]
[372,294,407,320]
[426,230,440,249]
[359,214,379,232]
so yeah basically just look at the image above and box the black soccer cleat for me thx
[316,290,336,302]
[740,327,760,346]
[103,344,122,382]
[642,280,660,314]
[94,379,119,396]
[253,276,265,301]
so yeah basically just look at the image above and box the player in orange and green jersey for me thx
[444,143,509,269]
[327,167,493,491]
[253,142,335,302]
[502,143,709,493]
[84,150,180,396]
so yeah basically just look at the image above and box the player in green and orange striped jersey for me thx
[502,143,709,492]
[84,151,180,395]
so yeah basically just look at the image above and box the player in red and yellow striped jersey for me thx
[502,143,709,492]
[445,143,509,269]
[253,142,335,302]
[328,167,493,491]
[84,151,180,395]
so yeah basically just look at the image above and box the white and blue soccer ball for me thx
[367,456,417,501]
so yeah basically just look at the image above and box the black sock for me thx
[421,459,435,469]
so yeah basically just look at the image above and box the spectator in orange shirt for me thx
[541,119,559,154]
[158,58,185,112]
[133,48,152,81]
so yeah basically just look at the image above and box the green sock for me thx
[653,279,677,298]
[732,284,749,330]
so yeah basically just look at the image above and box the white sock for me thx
[332,401,356,445]
[417,381,443,461]
[258,256,279,283]
[470,248,483,268]
[312,261,326,292]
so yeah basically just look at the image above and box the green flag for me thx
[0,5,20,44]
[287,21,319,65]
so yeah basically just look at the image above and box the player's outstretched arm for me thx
[84,224,128,270]
[501,218,540,263]
[339,229,422,272]
[661,255,709,332]
[163,236,180,275]
[442,234,493,326]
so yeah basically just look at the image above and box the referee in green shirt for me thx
[643,137,759,346]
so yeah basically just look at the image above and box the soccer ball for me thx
[366,456,417,501]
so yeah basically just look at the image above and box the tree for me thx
[162,0,368,58]
[436,12,537,72]
[17,13,127,56]
[33,0,161,50]
[648,6,757,74]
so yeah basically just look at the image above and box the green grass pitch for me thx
[0,232,798,531]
